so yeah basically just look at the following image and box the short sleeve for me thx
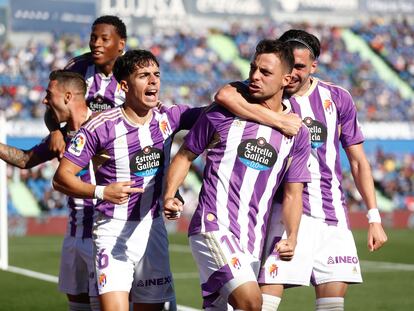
[284,125,311,183]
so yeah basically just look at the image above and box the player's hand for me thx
[103,181,144,205]
[278,113,302,137]
[367,222,388,252]
[164,197,183,220]
[50,130,66,159]
[275,238,297,261]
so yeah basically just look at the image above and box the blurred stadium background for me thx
[0,0,413,310]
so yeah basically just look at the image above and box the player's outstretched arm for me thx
[0,143,43,169]
[275,182,304,261]
[214,82,301,136]
[163,144,197,220]
[345,143,388,251]
[44,108,66,158]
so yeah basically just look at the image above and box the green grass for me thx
[1,229,413,310]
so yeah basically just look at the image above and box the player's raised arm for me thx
[163,144,198,220]
[214,82,301,136]
[44,107,66,159]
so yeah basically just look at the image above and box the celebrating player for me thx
[53,50,202,311]
[215,29,388,311]
[0,70,101,311]
[163,39,311,310]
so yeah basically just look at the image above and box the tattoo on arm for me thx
[0,143,33,168]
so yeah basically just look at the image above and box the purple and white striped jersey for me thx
[65,53,124,112]
[33,127,95,239]
[64,104,199,221]
[185,104,311,258]
[288,78,364,228]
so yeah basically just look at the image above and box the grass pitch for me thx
[0,229,413,310]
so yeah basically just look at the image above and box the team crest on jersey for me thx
[231,257,241,269]
[68,133,86,156]
[159,119,172,137]
[303,117,327,149]
[268,264,278,278]
[130,146,164,177]
[98,273,107,288]
[323,99,334,113]
[237,137,277,170]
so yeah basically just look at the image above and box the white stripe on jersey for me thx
[296,95,325,220]
[113,122,131,220]
[252,135,294,257]
[137,125,156,220]
[85,65,95,99]
[318,85,347,226]
[98,76,112,98]
[238,125,272,253]
[211,118,246,234]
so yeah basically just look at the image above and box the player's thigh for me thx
[313,224,362,286]
[130,217,174,304]
[94,216,147,295]
[228,281,262,311]
[99,291,130,311]
[259,214,316,287]
[190,230,259,304]
[59,236,91,295]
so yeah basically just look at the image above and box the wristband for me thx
[367,208,381,223]
[94,185,105,200]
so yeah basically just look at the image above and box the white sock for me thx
[68,301,91,311]
[315,297,344,311]
[262,293,281,311]
[164,298,177,311]
[89,296,101,311]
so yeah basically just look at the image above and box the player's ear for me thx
[119,38,126,54]
[282,73,292,87]
[120,80,128,92]
[64,91,72,104]
[310,60,317,74]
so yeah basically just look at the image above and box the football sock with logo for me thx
[163,298,177,311]
[89,296,101,311]
[315,297,344,311]
[69,301,91,311]
[262,293,281,311]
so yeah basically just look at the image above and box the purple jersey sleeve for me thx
[63,126,99,169]
[184,108,217,155]
[334,89,364,148]
[31,135,55,162]
[284,125,311,183]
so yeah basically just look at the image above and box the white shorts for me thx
[190,229,260,309]
[58,236,98,297]
[259,211,362,286]
[93,214,174,303]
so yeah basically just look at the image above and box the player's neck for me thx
[69,106,91,131]
[123,105,153,126]
[261,92,284,113]
[296,78,313,96]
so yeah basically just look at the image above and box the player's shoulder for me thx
[64,52,93,71]
[316,78,352,98]
[82,107,123,133]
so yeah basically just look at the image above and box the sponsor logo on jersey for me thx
[68,132,86,156]
[231,257,241,269]
[237,137,277,170]
[98,273,107,288]
[130,146,164,177]
[136,276,172,287]
[327,255,359,264]
[269,263,278,278]
[88,94,113,112]
[303,117,327,149]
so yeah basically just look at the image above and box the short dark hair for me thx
[113,50,160,82]
[254,39,294,73]
[279,29,320,60]
[92,15,127,40]
[49,70,87,96]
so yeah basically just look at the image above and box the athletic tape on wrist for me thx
[94,185,105,200]
[367,208,381,223]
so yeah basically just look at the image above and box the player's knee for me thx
[230,292,262,311]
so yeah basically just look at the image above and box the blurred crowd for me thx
[3,18,414,214]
